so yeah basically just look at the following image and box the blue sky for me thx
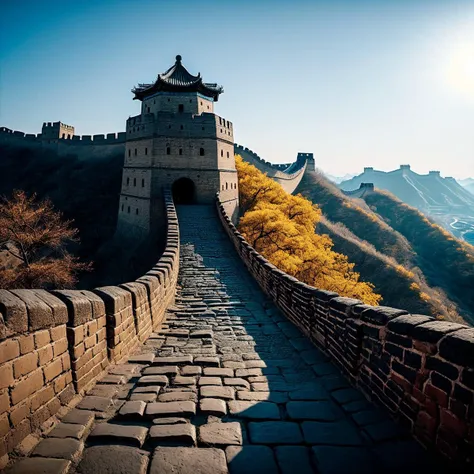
[1,0,473,178]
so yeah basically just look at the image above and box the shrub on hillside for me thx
[0,190,91,289]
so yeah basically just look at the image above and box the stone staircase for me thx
[5,205,444,474]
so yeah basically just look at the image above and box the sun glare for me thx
[446,41,474,100]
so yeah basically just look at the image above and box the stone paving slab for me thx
[76,445,149,474]
[150,447,228,474]
[5,458,71,474]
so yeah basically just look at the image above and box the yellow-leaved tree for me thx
[236,156,382,305]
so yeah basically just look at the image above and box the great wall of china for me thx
[1,55,473,473]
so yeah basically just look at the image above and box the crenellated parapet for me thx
[216,194,474,469]
[0,190,179,460]
[342,182,375,197]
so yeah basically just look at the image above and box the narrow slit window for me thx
[167,147,171,155]
[133,178,136,186]
[200,148,205,156]
[178,104,184,113]
[179,148,183,155]
[127,206,130,213]
[142,179,145,187]
[145,148,148,155]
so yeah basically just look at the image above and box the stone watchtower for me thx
[116,55,239,238]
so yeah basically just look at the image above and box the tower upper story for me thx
[132,55,223,116]
[125,56,233,143]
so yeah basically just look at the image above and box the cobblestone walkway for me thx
[7,205,442,474]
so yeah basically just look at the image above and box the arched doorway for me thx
[172,177,196,204]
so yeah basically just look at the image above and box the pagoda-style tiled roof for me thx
[132,55,223,101]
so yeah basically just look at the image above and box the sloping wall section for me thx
[234,144,310,194]
[0,191,179,458]
[216,195,474,468]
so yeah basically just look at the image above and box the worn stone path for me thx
[6,205,442,474]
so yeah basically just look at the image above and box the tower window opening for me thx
[221,150,223,157]
[147,107,150,113]
[226,182,228,190]
[128,149,131,157]
[189,99,192,103]
[136,208,139,215]
[127,177,130,185]
[200,101,203,105]
[145,147,148,155]
[180,125,184,130]
[142,178,145,187]
[199,148,205,156]
[179,148,183,155]
[227,151,230,158]
[178,104,184,113]
[121,204,124,211]
[127,206,130,213]
[153,100,155,104]
[207,106,209,110]
[168,98,170,102]
[169,125,172,129]
[135,148,137,156]
[133,178,136,186]
[167,147,171,155]
[202,127,205,131]
[219,117,222,125]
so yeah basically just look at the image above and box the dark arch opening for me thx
[172,177,196,204]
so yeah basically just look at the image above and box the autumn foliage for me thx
[0,190,91,289]
[235,156,382,305]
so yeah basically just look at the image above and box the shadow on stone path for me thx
[7,205,445,474]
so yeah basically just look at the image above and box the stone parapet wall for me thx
[0,190,179,459]
[216,196,474,468]
[234,144,307,194]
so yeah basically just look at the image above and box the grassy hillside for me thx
[296,171,415,265]
[0,144,159,288]
[296,171,469,324]
[363,190,474,323]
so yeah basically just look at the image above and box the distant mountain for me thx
[296,171,474,325]
[459,177,474,188]
[339,166,474,214]
[322,171,356,184]
[464,182,474,195]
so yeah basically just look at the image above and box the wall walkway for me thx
[3,204,451,474]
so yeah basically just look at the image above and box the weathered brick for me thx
[53,338,68,357]
[412,321,464,343]
[11,368,44,405]
[360,307,407,325]
[13,352,38,378]
[0,414,9,438]
[37,344,54,365]
[438,328,474,366]
[403,351,422,369]
[0,390,10,415]
[10,400,30,426]
[0,339,20,364]
[424,382,448,407]
[0,290,28,336]
[34,330,51,349]
[31,386,54,412]
[426,357,459,380]
[11,290,55,331]
[431,372,452,394]
[18,335,35,355]
[53,290,92,327]
[461,368,474,390]
[50,325,67,342]
[67,326,84,345]
[43,358,63,382]
[0,363,14,390]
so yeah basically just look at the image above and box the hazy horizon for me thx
[1,0,473,178]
